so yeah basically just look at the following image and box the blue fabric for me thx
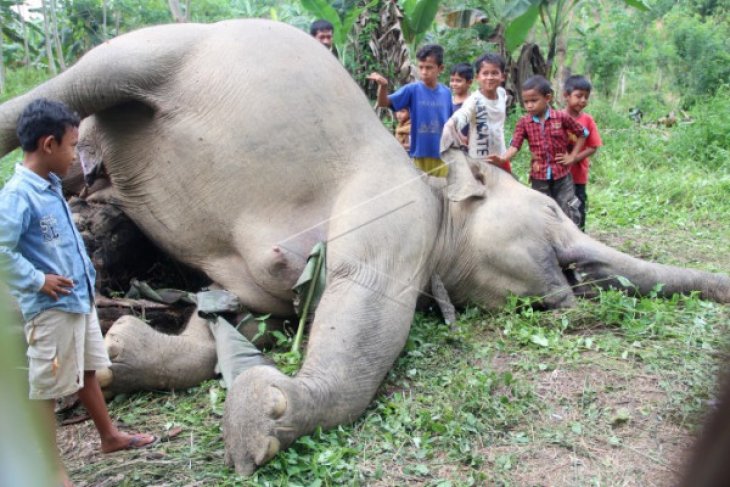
[389,82,453,158]
[0,165,95,320]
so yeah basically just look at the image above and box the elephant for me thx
[0,19,728,476]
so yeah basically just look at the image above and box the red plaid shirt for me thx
[510,109,587,180]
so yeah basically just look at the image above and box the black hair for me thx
[16,98,80,152]
[450,62,474,81]
[474,52,506,74]
[310,19,334,35]
[522,75,553,96]
[563,75,592,94]
[416,44,444,66]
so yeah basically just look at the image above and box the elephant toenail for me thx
[269,386,287,419]
[255,436,280,465]
[97,367,113,388]
[105,338,122,360]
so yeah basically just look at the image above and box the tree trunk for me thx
[553,6,574,98]
[49,0,66,71]
[16,1,30,66]
[102,0,108,39]
[41,0,57,75]
[168,0,188,23]
[114,7,121,36]
[508,43,547,106]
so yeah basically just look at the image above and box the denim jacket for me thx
[0,165,95,321]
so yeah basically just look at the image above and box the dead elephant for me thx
[0,19,728,476]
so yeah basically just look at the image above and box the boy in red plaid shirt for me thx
[489,75,587,225]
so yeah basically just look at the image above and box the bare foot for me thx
[101,432,157,453]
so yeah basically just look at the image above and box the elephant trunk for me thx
[558,237,730,303]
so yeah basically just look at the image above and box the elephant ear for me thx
[442,148,487,202]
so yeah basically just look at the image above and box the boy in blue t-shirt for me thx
[368,44,453,177]
[0,99,155,487]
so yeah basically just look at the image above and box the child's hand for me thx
[41,274,73,300]
[487,154,505,165]
[366,72,388,87]
[556,153,575,166]
[442,119,468,150]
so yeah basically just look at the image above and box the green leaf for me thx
[621,0,650,11]
[504,3,540,53]
[503,0,541,21]
[530,334,549,347]
[408,0,441,36]
[616,275,635,288]
[300,0,342,31]
[402,0,419,16]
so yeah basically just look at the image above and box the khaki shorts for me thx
[24,308,111,400]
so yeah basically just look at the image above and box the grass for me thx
[2,70,728,485]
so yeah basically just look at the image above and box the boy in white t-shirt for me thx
[442,52,512,174]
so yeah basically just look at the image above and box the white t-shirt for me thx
[448,86,507,161]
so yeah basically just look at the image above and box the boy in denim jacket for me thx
[0,99,154,487]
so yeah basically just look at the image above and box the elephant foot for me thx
[223,366,312,476]
[103,315,216,394]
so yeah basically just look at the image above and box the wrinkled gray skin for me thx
[1,20,728,476]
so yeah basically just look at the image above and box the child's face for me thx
[476,62,504,97]
[522,89,552,118]
[46,126,79,177]
[395,109,410,124]
[564,89,590,114]
[449,73,471,96]
[418,56,444,88]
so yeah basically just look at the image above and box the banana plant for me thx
[399,0,441,53]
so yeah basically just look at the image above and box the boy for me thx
[489,75,587,225]
[0,99,155,487]
[394,107,411,151]
[442,52,512,174]
[449,62,474,109]
[368,44,453,177]
[563,75,602,231]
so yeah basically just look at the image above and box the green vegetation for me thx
[1,0,728,485]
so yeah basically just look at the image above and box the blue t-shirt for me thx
[0,165,95,320]
[389,82,453,158]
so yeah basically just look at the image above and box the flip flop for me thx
[126,433,158,450]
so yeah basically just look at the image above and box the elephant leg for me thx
[222,265,421,475]
[100,311,217,395]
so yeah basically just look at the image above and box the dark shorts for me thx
[531,174,581,226]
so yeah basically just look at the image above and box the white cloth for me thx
[442,87,507,161]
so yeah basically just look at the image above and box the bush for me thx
[664,9,730,105]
